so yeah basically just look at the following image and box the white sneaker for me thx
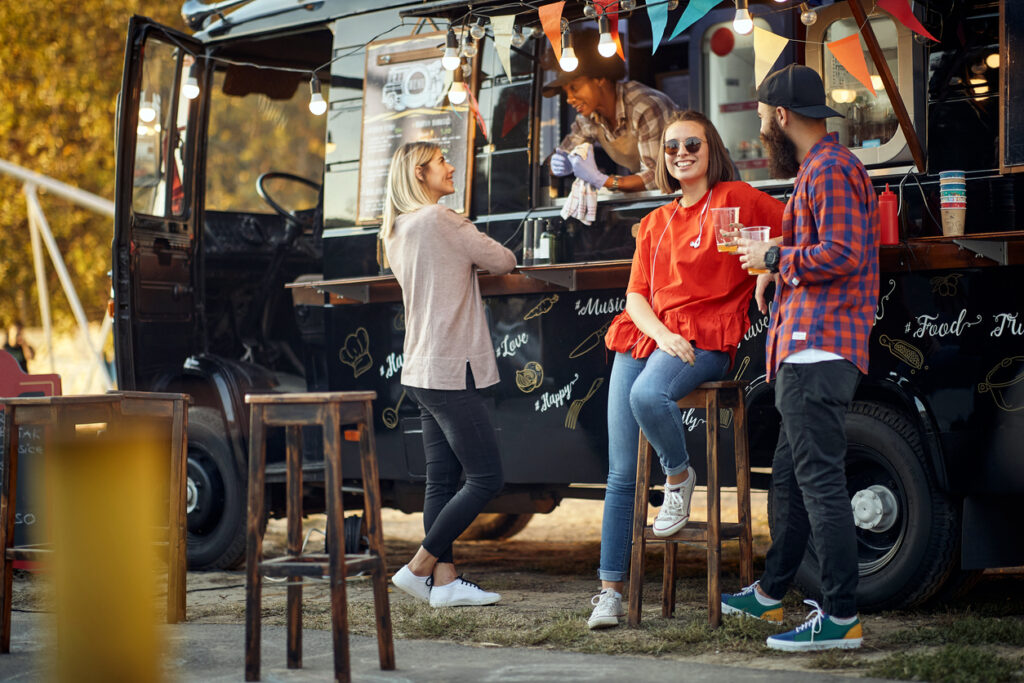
[429,575,501,607]
[587,589,625,629]
[391,564,432,603]
[652,466,696,537]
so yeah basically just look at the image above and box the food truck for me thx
[111,0,1024,612]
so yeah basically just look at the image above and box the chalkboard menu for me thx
[356,31,479,223]
[0,418,45,548]
[1003,0,1024,171]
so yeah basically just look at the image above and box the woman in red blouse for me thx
[587,110,784,629]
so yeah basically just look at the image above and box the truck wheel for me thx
[457,513,534,541]
[769,401,957,612]
[186,407,248,570]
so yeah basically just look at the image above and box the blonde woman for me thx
[384,141,516,607]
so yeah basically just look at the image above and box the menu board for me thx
[357,31,478,223]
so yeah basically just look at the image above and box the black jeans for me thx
[405,366,504,564]
[760,360,861,618]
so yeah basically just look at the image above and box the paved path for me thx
[4,612,890,682]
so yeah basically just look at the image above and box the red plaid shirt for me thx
[766,133,880,380]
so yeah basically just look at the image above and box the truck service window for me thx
[132,39,191,218]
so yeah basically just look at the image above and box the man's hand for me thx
[569,152,609,189]
[550,150,573,177]
[654,330,695,366]
[754,273,779,314]
[737,236,771,272]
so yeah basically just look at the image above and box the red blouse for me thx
[605,181,785,364]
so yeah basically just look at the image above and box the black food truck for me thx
[112,0,1024,612]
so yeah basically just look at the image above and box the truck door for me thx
[112,17,205,390]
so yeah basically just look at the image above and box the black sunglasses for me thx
[664,137,704,156]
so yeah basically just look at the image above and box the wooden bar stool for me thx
[626,380,753,628]
[244,391,394,683]
[0,392,189,653]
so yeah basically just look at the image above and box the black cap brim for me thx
[542,71,576,97]
[789,103,845,119]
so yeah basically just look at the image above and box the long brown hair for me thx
[654,110,734,194]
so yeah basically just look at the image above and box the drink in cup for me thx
[712,206,741,253]
[739,226,772,274]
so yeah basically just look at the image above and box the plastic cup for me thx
[941,208,966,236]
[712,207,740,253]
[939,170,965,180]
[739,225,772,274]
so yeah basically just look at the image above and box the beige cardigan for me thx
[385,204,517,390]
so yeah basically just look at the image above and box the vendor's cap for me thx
[757,63,844,119]
[541,29,626,97]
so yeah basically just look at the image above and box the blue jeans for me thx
[599,348,731,582]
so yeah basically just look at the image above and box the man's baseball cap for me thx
[757,63,844,119]
[541,29,626,97]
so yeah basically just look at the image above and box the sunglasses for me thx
[664,137,704,156]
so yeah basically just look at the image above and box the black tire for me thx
[768,401,957,612]
[457,513,534,541]
[186,407,248,570]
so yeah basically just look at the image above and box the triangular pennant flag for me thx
[877,0,937,42]
[827,33,877,96]
[646,0,669,54]
[538,1,566,62]
[467,88,488,140]
[753,26,790,87]
[492,14,517,80]
[668,0,718,41]
[594,0,625,61]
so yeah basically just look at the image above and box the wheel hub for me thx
[851,485,898,532]
[186,477,199,514]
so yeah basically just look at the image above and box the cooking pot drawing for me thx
[977,356,1024,412]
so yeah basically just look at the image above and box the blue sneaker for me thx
[721,581,783,623]
[766,600,863,651]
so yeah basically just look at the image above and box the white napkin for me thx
[560,143,599,226]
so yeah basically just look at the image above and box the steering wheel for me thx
[256,172,322,229]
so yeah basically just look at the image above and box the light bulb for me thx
[620,0,636,11]
[800,3,818,26]
[442,28,461,70]
[512,29,526,48]
[985,52,1000,69]
[139,95,156,122]
[597,16,617,57]
[870,74,884,91]
[448,67,468,104]
[733,9,753,35]
[308,76,327,115]
[830,88,856,104]
[183,77,200,100]
[470,17,486,40]
[668,0,679,9]
[560,30,578,72]
[462,38,478,59]
[583,3,597,18]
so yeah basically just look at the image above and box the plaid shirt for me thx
[767,133,880,380]
[559,80,677,190]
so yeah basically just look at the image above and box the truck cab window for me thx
[132,39,191,218]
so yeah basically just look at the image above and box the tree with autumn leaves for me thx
[0,1,182,332]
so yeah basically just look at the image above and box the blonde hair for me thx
[380,141,441,239]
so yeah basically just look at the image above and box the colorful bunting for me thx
[492,14,517,80]
[646,0,669,54]
[467,89,489,140]
[877,0,937,42]
[594,0,625,60]
[753,26,790,87]
[827,33,877,96]
[538,1,566,62]
[668,0,718,41]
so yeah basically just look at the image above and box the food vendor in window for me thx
[543,29,678,193]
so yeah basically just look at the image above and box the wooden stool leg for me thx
[167,400,187,624]
[324,406,351,683]
[733,388,754,587]
[286,425,304,669]
[0,406,18,654]
[357,404,395,671]
[627,434,653,626]
[661,542,677,617]
[706,392,722,629]
[245,407,268,682]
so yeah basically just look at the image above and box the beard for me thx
[761,116,801,179]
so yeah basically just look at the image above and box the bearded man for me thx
[724,64,880,652]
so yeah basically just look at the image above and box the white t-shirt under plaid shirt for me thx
[558,80,678,191]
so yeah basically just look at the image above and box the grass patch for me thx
[888,616,1024,647]
[867,644,1020,683]
[806,649,862,670]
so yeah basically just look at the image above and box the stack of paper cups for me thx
[939,170,966,236]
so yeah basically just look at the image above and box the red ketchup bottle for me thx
[879,184,899,245]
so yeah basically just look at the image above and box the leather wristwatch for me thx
[764,245,781,273]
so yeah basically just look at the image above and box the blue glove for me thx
[569,152,610,189]
[550,150,573,177]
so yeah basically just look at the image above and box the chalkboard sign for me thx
[1002,0,1024,171]
[0,418,45,548]
[356,30,479,224]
